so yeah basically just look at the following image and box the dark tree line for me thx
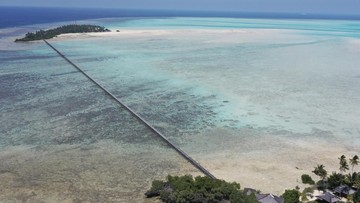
[145,175,258,203]
[15,24,110,42]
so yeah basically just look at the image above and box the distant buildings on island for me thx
[245,184,358,203]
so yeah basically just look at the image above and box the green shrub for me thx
[316,180,328,190]
[301,174,315,185]
[282,189,300,203]
[302,187,314,194]
[301,187,314,201]
[353,190,360,203]
[145,180,165,197]
[327,172,345,190]
[145,175,258,203]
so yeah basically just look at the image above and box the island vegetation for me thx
[299,154,360,203]
[14,24,110,42]
[304,155,360,189]
[145,175,258,203]
[147,154,360,203]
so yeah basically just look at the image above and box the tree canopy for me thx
[145,175,258,203]
[339,155,349,173]
[15,24,110,42]
[301,174,315,185]
[350,155,359,173]
[282,189,300,203]
[312,164,327,180]
[354,190,360,203]
[327,172,346,190]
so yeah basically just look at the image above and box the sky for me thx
[1,0,360,15]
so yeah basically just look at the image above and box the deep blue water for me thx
[1,6,360,29]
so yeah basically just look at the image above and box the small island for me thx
[15,24,110,42]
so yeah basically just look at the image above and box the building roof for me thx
[256,194,284,203]
[333,185,356,195]
[317,192,341,203]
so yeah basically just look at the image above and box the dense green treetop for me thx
[312,164,328,180]
[350,155,359,173]
[282,189,300,203]
[15,24,110,42]
[145,175,259,203]
[354,190,360,203]
[339,155,350,173]
[301,174,315,185]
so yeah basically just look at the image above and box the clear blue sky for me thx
[1,0,360,15]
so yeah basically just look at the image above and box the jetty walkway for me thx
[43,40,216,179]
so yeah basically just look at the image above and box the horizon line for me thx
[1,5,360,17]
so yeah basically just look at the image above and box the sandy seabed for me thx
[1,27,360,201]
[0,142,200,203]
[52,29,359,194]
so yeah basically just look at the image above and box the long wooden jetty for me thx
[43,40,216,179]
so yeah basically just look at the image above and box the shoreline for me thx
[180,126,358,194]
[52,28,292,40]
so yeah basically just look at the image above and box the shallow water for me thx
[0,41,199,202]
[1,17,360,200]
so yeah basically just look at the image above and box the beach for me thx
[1,17,360,201]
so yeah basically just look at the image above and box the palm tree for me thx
[339,155,349,173]
[350,155,359,173]
[313,164,327,180]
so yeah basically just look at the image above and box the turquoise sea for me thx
[1,17,360,201]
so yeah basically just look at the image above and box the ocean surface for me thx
[1,7,360,202]
[1,6,360,29]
